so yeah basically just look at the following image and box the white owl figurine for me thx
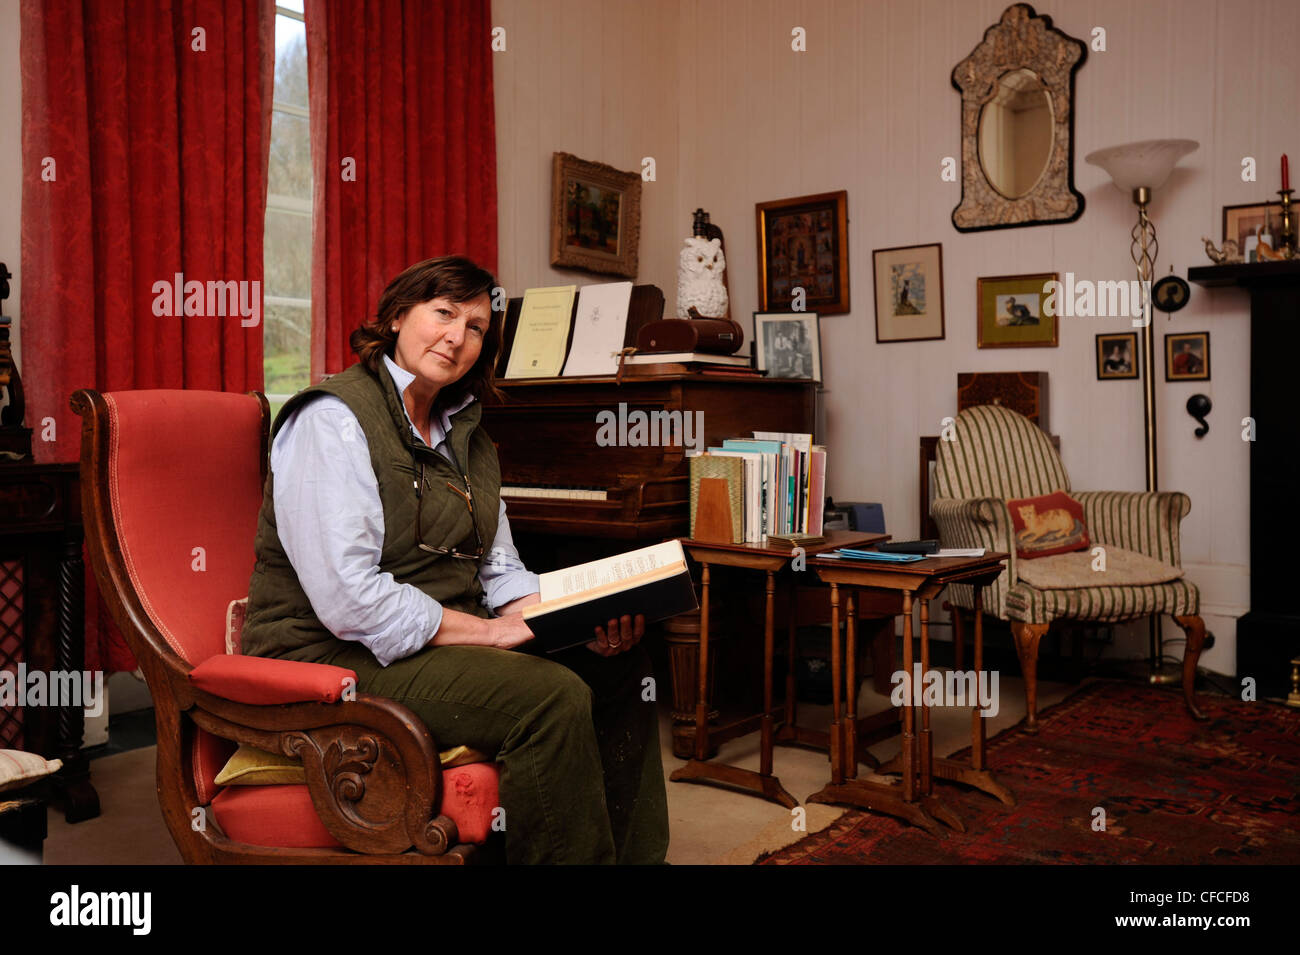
[676,236,728,318]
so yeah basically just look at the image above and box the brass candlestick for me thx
[1278,189,1296,258]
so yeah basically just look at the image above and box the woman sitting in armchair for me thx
[240,255,669,864]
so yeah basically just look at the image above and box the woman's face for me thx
[391,293,491,394]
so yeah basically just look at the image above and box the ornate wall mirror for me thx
[952,4,1086,232]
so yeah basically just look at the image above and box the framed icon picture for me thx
[1165,331,1210,381]
[1096,332,1138,380]
[754,312,821,381]
[976,273,1059,348]
[872,243,945,343]
[550,152,642,278]
[756,191,850,315]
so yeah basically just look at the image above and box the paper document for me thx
[562,282,633,376]
[505,285,577,378]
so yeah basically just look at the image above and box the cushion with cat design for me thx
[1006,490,1089,560]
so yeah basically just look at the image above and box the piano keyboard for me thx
[501,484,610,502]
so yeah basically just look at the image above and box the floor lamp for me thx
[1085,138,1199,683]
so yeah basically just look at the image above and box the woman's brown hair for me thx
[350,255,504,405]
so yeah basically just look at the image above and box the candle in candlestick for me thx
[1284,154,1290,192]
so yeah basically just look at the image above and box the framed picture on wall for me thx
[550,152,642,278]
[1165,331,1210,381]
[872,243,945,343]
[754,312,821,381]
[1096,332,1138,380]
[756,191,850,315]
[1223,202,1286,263]
[976,272,1059,348]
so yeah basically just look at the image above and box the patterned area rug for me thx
[757,681,1300,864]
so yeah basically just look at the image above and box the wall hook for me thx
[1186,393,1212,438]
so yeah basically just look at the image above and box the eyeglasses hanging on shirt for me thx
[413,458,485,561]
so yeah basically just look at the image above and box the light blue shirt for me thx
[270,353,540,666]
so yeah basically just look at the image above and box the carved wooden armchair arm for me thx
[174,659,460,856]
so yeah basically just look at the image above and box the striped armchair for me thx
[931,404,1207,731]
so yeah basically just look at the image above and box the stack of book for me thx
[688,432,827,544]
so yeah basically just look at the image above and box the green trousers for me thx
[295,638,669,864]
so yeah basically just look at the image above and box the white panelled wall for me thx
[493,0,1300,676]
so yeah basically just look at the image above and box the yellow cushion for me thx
[214,743,491,786]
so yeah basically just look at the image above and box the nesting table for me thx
[806,550,1014,835]
[669,531,888,808]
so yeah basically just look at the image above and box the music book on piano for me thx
[521,540,698,652]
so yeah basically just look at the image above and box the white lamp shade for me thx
[1085,138,1199,192]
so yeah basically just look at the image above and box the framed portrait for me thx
[1096,332,1138,380]
[976,272,1059,348]
[872,243,945,343]
[550,152,641,278]
[754,312,821,381]
[756,191,849,315]
[1165,331,1210,381]
[1223,202,1286,263]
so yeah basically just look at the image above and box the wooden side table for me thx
[807,552,1011,835]
[669,531,886,808]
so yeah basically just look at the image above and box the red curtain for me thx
[306,0,499,379]
[20,0,275,671]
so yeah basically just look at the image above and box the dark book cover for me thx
[524,569,699,653]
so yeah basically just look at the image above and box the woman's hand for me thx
[431,607,535,651]
[588,614,645,656]
[486,613,536,651]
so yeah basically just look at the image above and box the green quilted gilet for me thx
[241,362,501,662]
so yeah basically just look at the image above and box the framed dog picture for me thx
[550,152,642,278]
[754,312,821,381]
[756,191,850,315]
[976,273,1059,348]
[1165,331,1210,381]
[1096,332,1138,380]
[872,243,945,343]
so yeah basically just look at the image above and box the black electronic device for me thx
[876,539,939,555]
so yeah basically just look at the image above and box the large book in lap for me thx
[521,540,698,652]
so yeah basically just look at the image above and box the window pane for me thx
[268,110,311,201]
[273,15,308,110]
[264,303,311,396]
[264,208,312,300]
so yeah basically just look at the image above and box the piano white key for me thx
[501,485,609,502]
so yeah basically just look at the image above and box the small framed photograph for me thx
[550,152,642,278]
[754,312,821,381]
[976,273,1059,348]
[756,191,850,315]
[872,243,945,343]
[1096,332,1138,380]
[1165,331,1210,381]
[1223,202,1286,263]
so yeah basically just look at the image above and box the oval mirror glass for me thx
[978,68,1054,200]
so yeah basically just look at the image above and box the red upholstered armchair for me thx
[72,389,500,864]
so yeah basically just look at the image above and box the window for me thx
[264,1,311,420]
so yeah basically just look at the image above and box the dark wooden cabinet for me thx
[0,462,100,822]
[1189,260,1300,695]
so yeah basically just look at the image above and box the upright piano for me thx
[483,373,817,542]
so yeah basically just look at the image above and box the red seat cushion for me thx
[188,653,357,705]
[209,763,500,850]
